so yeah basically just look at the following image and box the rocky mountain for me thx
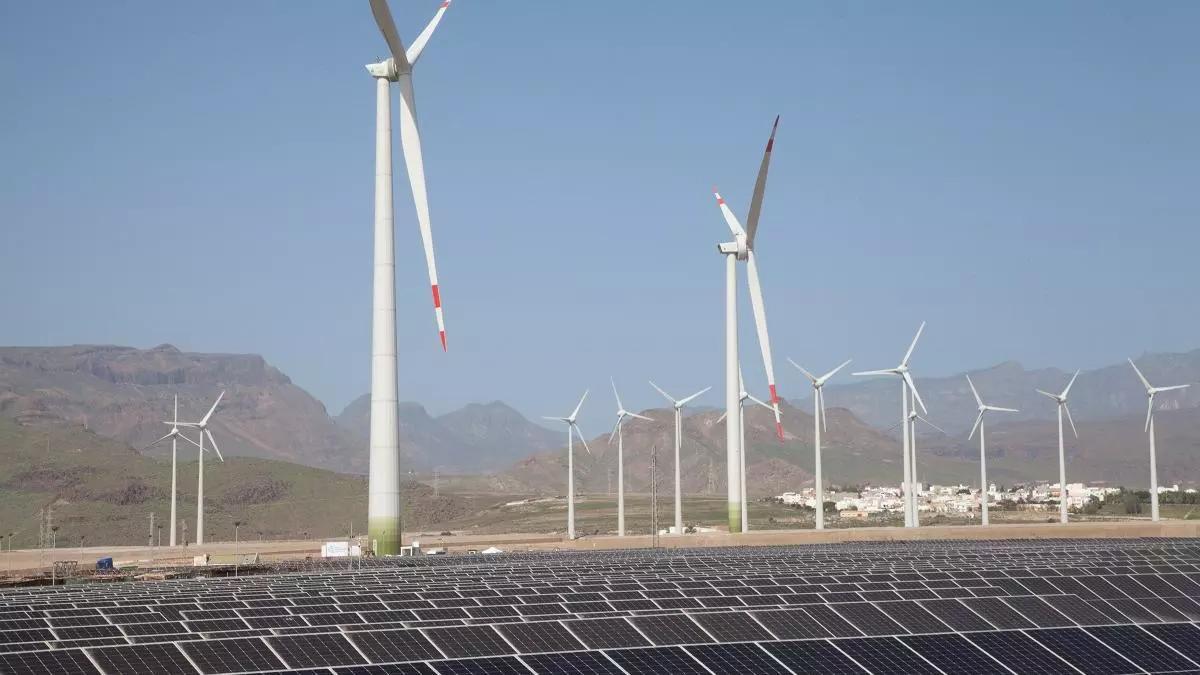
[336,396,560,472]
[501,398,1200,498]
[799,350,1200,436]
[0,345,559,476]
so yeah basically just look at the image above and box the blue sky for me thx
[2,1,1198,435]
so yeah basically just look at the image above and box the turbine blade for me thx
[542,416,568,423]
[678,386,712,407]
[713,189,746,238]
[200,391,225,426]
[1064,403,1078,439]
[901,321,926,367]
[610,377,624,413]
[1128,358,1153,392]
[648,381,676,405]
[570,389,589,420]
[1154,384,1191,393]
[368,0,412,72]
[965,375,982,408]
[738,365,746,395]
[716,411,727,424]
[609,418,620,445]
[917,416,946,434]
[629,412,653,422]
[853,369,896,377]
[746,394,773,411]
[884,418,903,433]
[968,411,983,440]
[144,432,173,450]
[987,406,1019,413]
[819,387,829,433]
[179,433,205,451]
[1061,370,1080,399]
[397,76,447,351]
[787,358,818,384]
[820,359,853,383]
[1035,389,1058,400]
[904,372,928,415]
[745,251,784,441]
[744,115,779,249]
[205,429,225,462]
[173,395,178,425]
[405,0,451,66]
[1145,396,1153,433]
[573,424,591,456]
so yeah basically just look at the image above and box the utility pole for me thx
[433,469,439,497]
[148,513,155,547]
[650,444,659,549]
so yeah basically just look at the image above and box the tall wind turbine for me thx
[716,368,774,532]
[544,391,590,540]
[890,387,944,526]
[609,379,651,537]
[788,358,851,530]
[712,116,785,533]
[854,323,928,527]
[1036,370,1079,524]
[1129,359,1190,522]
[365,0,453,556]
[650,382,711,534]
[177,392,226,545]
[145,395,204,546]
[966,376,1017,526]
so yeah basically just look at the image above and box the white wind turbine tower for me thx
[365,0,453,555]
[716,367,775,532]
[891,387,944,526]
[177,392,226,545]
[144,395,204,546]
[609,379,651,537]
[650,382,711,535]
[854,323,928,527]
[789,359,851,530]
[1129,359,1190,522]
[1036,370,1079,524]
[712,116,785,533]
[544,391,590,540]
[966,376,1017,526]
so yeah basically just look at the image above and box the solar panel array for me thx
[0,538,1197,674]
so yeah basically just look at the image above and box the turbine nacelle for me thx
[364,59,399,81]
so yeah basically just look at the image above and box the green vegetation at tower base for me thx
[369,517,402,555]
[727,504,742,533]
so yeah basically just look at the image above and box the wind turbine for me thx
[145,395,204,547]
[888,387,944,526]
[966,376,1017,526]
[854,323,928,527]
[1036,370,1079,524]
[365,0,453,556]
[609,379,651,537]
[543,391,590,540]
[712,116,785,533]
[789,359,851,530]
[1129,359,1190,522]
[177,392,226,545]
[716,368,774,532]
[650,381,711,534]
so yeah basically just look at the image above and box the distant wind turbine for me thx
[544,390,590,540]
[177,392,226,545]
[145,395,204,547]
[966,376,1017,526]
[716,367,774,532]
[650,381,710,534]
[854,323,928,527]
[887,386,944,526]
[609,379,651,537]
[789,358,851,530]
[1129,359,1190,522]
[1036,370,1080,524]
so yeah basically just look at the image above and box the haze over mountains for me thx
[0,344,1197,491]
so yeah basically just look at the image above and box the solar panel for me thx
[424,625,515,659]
[1002,596,1076,627]
[429,656,532,675]
[1142,622,1200,664]
[349,628,443,663]
[605,646,710,675]
[335,663,438,674]
[516,650,624,675]
[1084,624,1199,673]
[760,639,867,674]
[685,643,792,674]
[960,597,1037,630]
[1024,627,1140,675]
[751,609,833,640]
[0,648,101,675]
[267,632,368,668]
[687,611,771,642]
[833,602,909,636]
[900,633,1011,675]
[87,643,199,675]
[627,614,712,646]
[832,636,941,675]
[797,604,863,638]
[181,637,287,674]
[562,618,650,649]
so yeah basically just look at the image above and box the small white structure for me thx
[481,546,503,555]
